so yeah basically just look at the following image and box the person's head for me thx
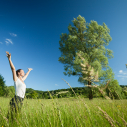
[16,69,25,77]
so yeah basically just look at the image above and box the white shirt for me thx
[14,77,26,98]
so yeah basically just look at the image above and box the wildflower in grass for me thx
[117,105,121,110]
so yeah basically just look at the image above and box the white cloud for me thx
[119,70,123,73]
[118,70,127,75]
[5,39,13,44]
[116,70,127,81]
[0,42,3,44]
[55,84,59,86]
[9,33,17,37]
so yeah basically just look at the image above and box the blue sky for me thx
[0,0,127,91]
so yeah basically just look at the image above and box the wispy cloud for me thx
[55,84,59,86]
[5,39,13,44]
[119,70,123,73]
[0,42,3,44]
[118,70,127,75]
[9,33,17,37]
[116,70,127,80]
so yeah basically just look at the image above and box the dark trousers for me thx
[7,95,24,121]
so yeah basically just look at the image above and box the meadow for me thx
[0,91,127,127]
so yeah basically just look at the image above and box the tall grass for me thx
[0,79,127,127]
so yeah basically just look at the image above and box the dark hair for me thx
[16,69,22,77]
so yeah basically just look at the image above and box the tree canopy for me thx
[58,15,116,99]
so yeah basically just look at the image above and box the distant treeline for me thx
[1,85,127,100]
[119,85,127,88]
[25,85,127,99]
[0,74,127,99]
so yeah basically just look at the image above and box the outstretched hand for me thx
[28,68,33,71]
[6,51,11,60]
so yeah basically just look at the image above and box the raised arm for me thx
[22,68,33,81]
[6,51,17,82]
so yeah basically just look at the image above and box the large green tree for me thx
[0,74,6,97]
[58,15,115,100]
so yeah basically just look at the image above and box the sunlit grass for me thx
[0,85,127,127]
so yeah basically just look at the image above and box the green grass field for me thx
[0,95,127,127]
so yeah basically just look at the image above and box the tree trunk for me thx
[88,80,93,100]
